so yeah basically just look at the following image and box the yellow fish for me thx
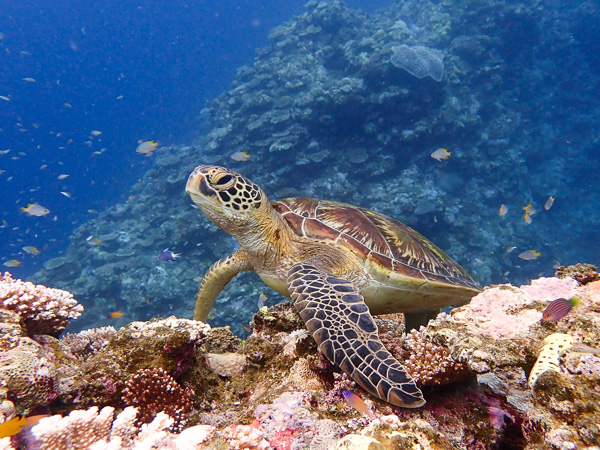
[257,292,268,308]
[518,250,541,260]
[22,246,40,255]
[523,212,532,224]
[498,204,508,216]
[0,416,26,438]
[3,259,22,267]
[431,148,451,161]
[544,196,555,211]
[86,236,102,246]
[21,203,50,217]
[231,151,251,162]
[136,140,158,157]
[523,204,536,215]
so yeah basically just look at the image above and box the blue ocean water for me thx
[0,0,391,277]
[1,0,599,335]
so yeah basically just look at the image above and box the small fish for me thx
[0,95,10,101]
[542,297,579,322]
[499,204,508,216]
[21,203,50,217]
[506,246,517,253]
[431,147,451,161]
[136,140,158,157]
[3,259,22,267]
[231,151,251,162]
[87,209,99,214]
[523,204,536,216]
[22,77,36,82]
[63,102,72,108]
[86,236,102,246]
[22,246,40,255]
[518,249,541,260]
[342,390,375,419]
[90,130,102,136]
[57,174,70,180]
[0,416,26,438]
[523,212,532,224]
[544,196,555,211]
[257,292,268,308]
[60,191,72,198]
[158,249,181,262]
[107,311,126,319]
[0,149,11,155]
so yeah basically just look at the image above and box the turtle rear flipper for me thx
[287,263,425,408]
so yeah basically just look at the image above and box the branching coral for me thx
[25,406,214,450]
[403,327,470,386]
[0,272,83,335]
[122,368,194,432]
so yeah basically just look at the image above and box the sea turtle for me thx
[186,165,481,407]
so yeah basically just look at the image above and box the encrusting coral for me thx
[0,272,83,336]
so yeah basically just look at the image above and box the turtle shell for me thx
[273,197,481,296]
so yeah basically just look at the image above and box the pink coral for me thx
[0,272,83,335]
[456,277,577,339]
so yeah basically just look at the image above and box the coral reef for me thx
[3,270,600,448]
[122,368,194,432]
[0,272,83,336]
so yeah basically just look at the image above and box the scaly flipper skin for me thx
[287,262,426,408]
[193,249,252,322]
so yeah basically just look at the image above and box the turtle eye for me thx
[213,174,233,187]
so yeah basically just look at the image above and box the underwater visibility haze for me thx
[1,0,599,335]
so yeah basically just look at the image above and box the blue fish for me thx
[542,297,579,322]
[157,249,181,262]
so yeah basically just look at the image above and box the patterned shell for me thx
[273,197,481,290]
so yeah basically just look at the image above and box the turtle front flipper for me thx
[287,263,425,408]
[193,249,252,322]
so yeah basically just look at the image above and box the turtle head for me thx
[186,165,267,231]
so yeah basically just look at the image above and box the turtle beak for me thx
[186,166,218,205]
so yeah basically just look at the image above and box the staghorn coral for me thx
[122,367,194,432]
[60,326,116,360]
[0,272,83,336]
[403,327,470,386]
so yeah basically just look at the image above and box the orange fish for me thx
[342,390,375,418]
[107,311,126,319]
[0,416,26,438]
